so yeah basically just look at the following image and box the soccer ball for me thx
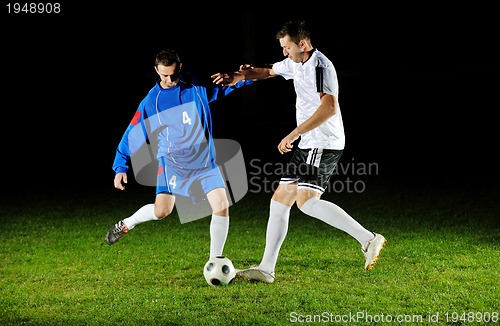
[203,256,236,286]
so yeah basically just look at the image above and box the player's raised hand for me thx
[211,72,243,86]
[239,64,254,70]
[114,172,127,190]
[211,72,228,85]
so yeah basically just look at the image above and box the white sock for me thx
[259,199,291,273]
[122,204,158,230]
[209,214,229,258]
[300,197,373,246]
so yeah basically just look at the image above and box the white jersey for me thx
[273,49,345,150]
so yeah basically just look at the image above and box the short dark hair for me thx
[155,48,181,67]
[276,20,311,45]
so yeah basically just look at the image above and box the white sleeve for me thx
[272,59,294,80]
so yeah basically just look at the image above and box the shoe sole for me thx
[236,268,275,283]
[105,232,121,245]
[105,223,128,245]
[366,237,387,270]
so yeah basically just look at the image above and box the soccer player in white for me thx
[213,20,386,283]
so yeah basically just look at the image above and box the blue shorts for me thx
[156,156,225,197]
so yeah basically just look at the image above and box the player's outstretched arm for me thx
[211,71,245,86]
[212,64,276,86]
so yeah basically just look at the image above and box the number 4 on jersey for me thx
[169,175,177,189]
[182,111,192,125]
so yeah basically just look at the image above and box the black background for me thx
[1,3,498,194]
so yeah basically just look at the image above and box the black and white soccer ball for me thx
[203,256,236,286]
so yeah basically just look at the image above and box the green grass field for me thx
[1,176,498,325]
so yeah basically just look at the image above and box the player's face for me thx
[156,63,181,89]
[279,35,304,63]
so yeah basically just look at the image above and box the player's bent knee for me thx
[296,189,321,209]
[212,205,229,217]
[154,207,173,219]
[208,198,229,215]
[297,196,318,213]
[296,197,309,209]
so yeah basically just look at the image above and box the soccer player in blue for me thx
[106,48,252,261]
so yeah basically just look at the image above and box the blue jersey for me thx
[112,73,252,177]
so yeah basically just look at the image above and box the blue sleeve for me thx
[205,80,253,103]
[112,125,133,174]
[112,103,149,174]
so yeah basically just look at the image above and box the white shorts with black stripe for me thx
[280,148,343,194]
